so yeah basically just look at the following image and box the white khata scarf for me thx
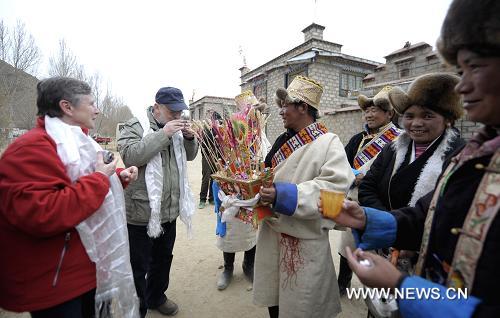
[44,115,139,318]
[141,116,195,238]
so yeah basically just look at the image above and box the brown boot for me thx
[154,299,179,316]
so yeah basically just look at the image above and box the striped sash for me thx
[353,123,403,170]
[271,122,328,168]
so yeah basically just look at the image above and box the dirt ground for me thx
[1,149,367,318]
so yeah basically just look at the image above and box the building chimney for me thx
[302,23,325,42]
[239,65,250,77]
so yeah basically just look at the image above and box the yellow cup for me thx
[320,189,345,219]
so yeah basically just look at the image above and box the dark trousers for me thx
[200,154,214,202]
[31,289,95,318]
[338,254,353,289]
[223,246,256,270]
[128,221,176,318]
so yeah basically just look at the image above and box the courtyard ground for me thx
[1,149,367,318]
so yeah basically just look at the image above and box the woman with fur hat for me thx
[321,0,500,316]
[337,86,404,295]
[358,73,465,212]
[257,76,354,318]
[358,72,465,317]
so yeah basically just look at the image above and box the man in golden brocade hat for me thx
[256,76,354,318]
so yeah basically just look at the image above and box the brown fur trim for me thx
[438,0,500,65]
[357,95,373,110]
[388,87,410,115]
[373,97,392,111]
[388,73,463,120]
[275,88,301,107]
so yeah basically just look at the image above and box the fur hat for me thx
[358,86,394,111]
[388,73,463,120]
[275,75,323,109]
[437,0,500,65]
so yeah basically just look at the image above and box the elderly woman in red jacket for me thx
[0,77,139,318]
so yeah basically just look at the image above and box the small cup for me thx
[320,189,345,219]
[180,110,191,121]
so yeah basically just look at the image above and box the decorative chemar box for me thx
[212,171,275,228]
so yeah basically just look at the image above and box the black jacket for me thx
[359,130,465,210]
[344,131,367,166]
[390,126,499,317]
[264,129,296,168]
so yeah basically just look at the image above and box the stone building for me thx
[360,41,480,140]
[193,29,478,145]
[361,42,450,94]
[239,23,381,144]
[188,96,236,120]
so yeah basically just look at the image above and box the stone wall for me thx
[260,68,286,143]
[320,108,363,145]
[455,118,482,140]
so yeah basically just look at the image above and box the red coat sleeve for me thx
[115,167,130,188]
[0,138,111,238]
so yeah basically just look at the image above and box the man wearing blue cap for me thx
[118,87,198,317]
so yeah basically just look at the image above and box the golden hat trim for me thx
[235,90,259,109]
[378,86,393,94]
[287,75,324,109]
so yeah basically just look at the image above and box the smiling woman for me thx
[401,105,448,145]
[354,74,466,317]
[358,73,465,212]
[455,50,500,126]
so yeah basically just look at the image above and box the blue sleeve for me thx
[212,182,226,237]
[398,276,481,318]
[352,168,361,177]
[273,182,298,216]
[213,181,221,213]
[352,207,397,250]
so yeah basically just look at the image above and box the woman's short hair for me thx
[36,77,92,117]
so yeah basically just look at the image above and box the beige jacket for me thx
[253,132,354,318]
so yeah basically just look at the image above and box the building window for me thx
[253,79,267,103]
[339,73,363,97]
[285,65,308,87]
[397,61,413,78]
